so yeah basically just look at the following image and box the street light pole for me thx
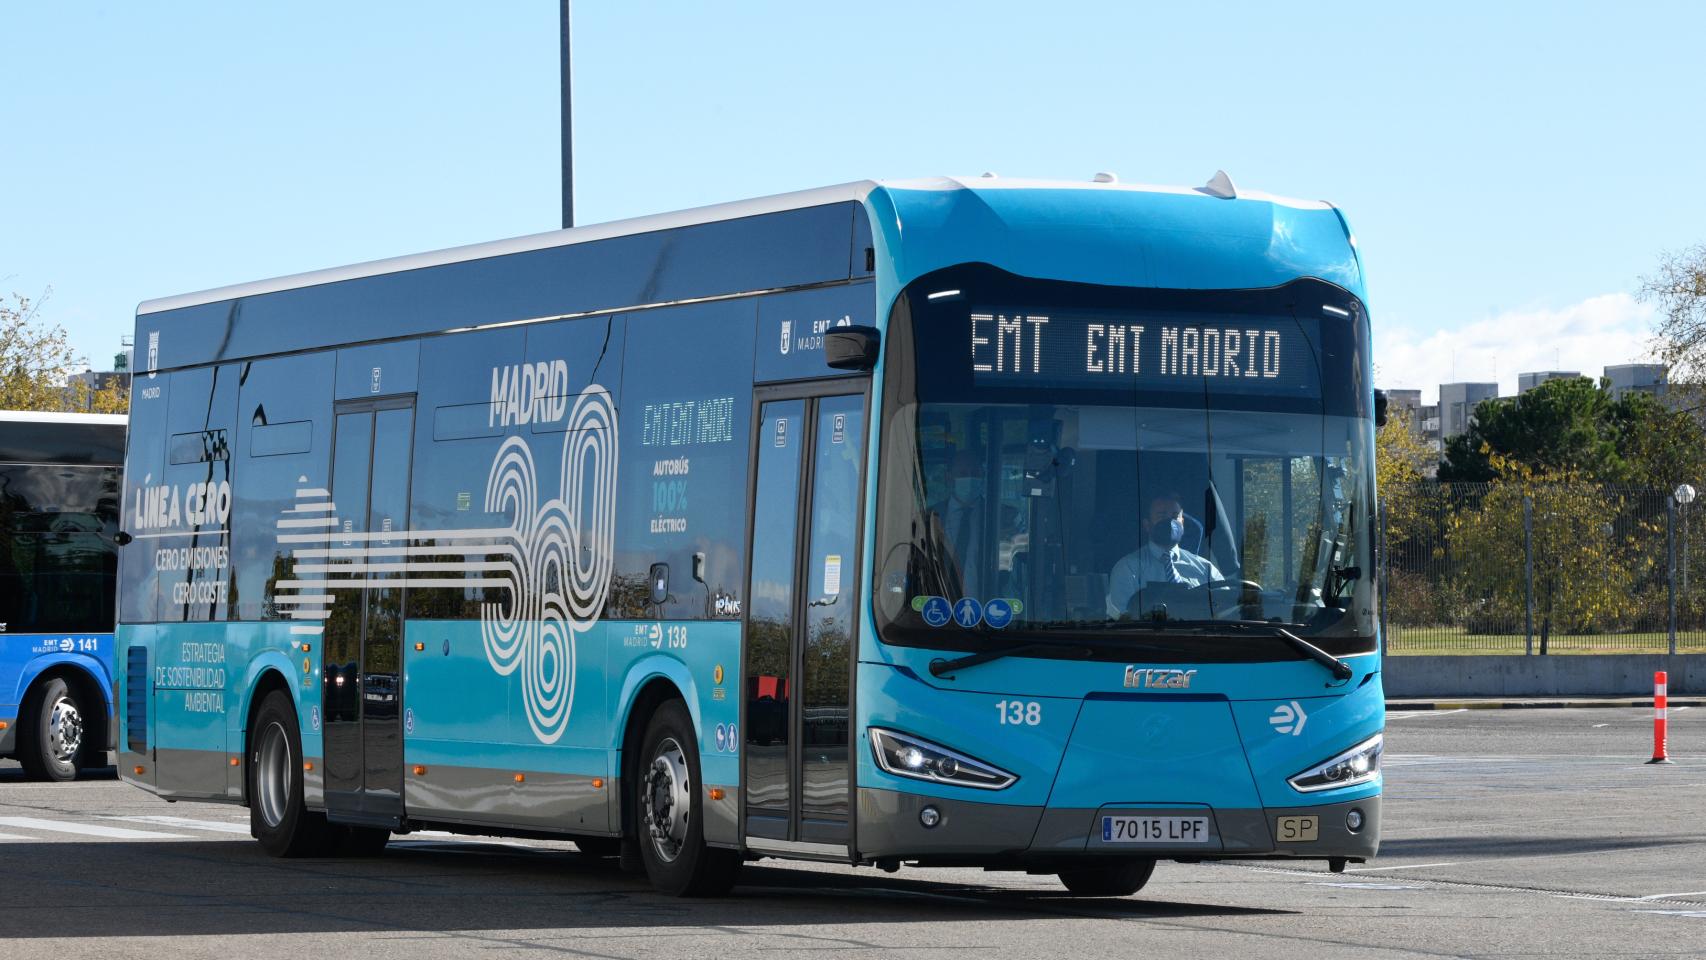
[560,0,573,229]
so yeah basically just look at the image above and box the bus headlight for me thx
[869,728,1017,790]
[1287,734,1383,793]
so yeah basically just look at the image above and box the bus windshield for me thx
[873,265,1377,660]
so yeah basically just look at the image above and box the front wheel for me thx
[1057,859,1156,897]
[635,699,740,896]
[18,677,90,782]
[248,690,337,857]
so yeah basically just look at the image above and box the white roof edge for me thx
[879,175,1332,210]
[138,173,1332,316]
[0,410,128,425]
[138,180,879,316]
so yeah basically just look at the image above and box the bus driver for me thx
[1106,494,1223,617]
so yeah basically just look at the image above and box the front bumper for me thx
[856,787,1379,863]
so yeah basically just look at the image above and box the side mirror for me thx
[825,326,881,371]
[1373,389,1389,428]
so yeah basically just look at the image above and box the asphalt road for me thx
[2,707,1703,959]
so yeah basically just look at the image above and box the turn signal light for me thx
[708,788,725,801]
[229,757,240,767]
[513,773,526,783]
[133,765,146,775]
[591,777,604,789]
[304,761,315,771]
[413,765,428,776]
[414,642,425,651]
[299,643,312,652]
[0,720,9,730]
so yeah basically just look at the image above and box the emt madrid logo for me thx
[272,381,618,744]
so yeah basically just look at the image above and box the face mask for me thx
[1150,516,1184,548]
[952,477,979,501]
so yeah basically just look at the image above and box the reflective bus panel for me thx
[119,178,1383,897]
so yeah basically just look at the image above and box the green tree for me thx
[1438,377,1621,482]
[1447,452,1644,651]
[1376,407,1437,554]
[0,293,128,414]
[1611,391,1706,488]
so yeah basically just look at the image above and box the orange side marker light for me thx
[0,720,9,730]
[413,765,428,776]
[514,773,526,783]
[591,777,604,789]
[708,788,725,801]
[414,642,425,652]
[304,760,315,771]
[133,765,146,775]
[229,757,240,767]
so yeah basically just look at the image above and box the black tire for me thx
[575,837,622,858]
[634,699,741,896]
[17,677,90,782]
[1057,859,1156,897]
[248,690,337,857]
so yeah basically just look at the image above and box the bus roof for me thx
[136,174,1336,317]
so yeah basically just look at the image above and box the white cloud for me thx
[1373,293,1660,405]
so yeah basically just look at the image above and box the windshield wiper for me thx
[929,641,1095,678]
[1160,619,1353,680]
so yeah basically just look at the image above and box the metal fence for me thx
[1380,483,1706,654]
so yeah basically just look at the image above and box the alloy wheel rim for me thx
[255,721,292,829]
[642,736,692,863]
[47,695,83,764]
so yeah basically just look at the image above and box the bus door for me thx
[742,386,868,853]
[322,398,415,823]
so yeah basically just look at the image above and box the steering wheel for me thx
[1187,579,1263,594]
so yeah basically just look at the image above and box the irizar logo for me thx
[779,320,791,355]
[273,382,618,745]
[1124,666,1196,689]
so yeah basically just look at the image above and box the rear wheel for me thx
[248,690,336,857]
[18,677,89,782]
[1057,859,1156,897]
[635,699,740,896]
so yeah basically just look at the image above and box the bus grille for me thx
[125,646,148,755]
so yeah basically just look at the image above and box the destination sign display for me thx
[966,309,1321,397]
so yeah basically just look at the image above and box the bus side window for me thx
[408,327,526,621]
[231,352,337,623]
[611,301,756,622]
[155,364,239,624]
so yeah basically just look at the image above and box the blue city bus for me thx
[118,175,1384,896]
[1,410,126,781]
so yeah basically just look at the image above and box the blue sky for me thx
[4,2,1703,403]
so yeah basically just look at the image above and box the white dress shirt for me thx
[1105,542,1223,617]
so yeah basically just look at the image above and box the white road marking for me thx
[1311,881,1424,890]
[1347,861,1463,872]
[0,816,187,840]
[102,815,250,835]
[1387,709,1468,721]
[0,831,35,841]
[1637,910,1706,918]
